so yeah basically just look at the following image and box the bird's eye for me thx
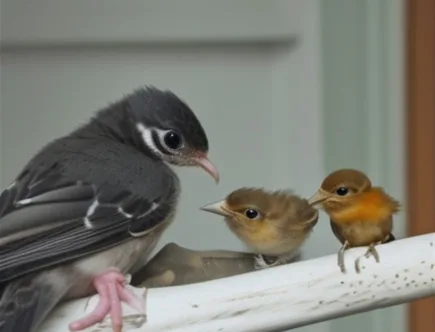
[163,131,183,150]
[336,187,349,196]
[244,209,259,219]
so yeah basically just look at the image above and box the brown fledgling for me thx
[308,168,400,273]
[200,187,319,269]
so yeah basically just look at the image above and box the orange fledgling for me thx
[308,168,401,273]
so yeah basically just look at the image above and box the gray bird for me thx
[0,86,219,332]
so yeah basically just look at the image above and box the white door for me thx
[0,1,405,332]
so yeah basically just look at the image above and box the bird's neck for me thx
[326,187,400,223]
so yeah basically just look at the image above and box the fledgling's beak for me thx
[200,200,231,216]
[193,156,219,184]
[308,189,330,208]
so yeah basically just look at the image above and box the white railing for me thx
[41,233,435,332]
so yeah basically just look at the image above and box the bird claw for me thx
[354,243,381,273]
[338,260,346,273]
[337,241,349,273]
[69,268,146,332]
[364,243,380,262]
[336,241,382,273]
[123,273,132,285]
[354,257,363,273]
[254,254,294,270]
[254,255,275,270]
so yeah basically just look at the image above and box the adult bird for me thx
[0,86,219,332]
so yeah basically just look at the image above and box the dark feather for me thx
[0,270,74,332]
[384,233,395,243]
[0,137,178,283]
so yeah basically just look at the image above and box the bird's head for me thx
[100,86,219,183]
[308,168,372,213]
[200,188,318,254]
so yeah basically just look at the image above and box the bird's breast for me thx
[249,239,305,257]
[239,226,310,257]
[331,218,392,247]
[328,190,399,223]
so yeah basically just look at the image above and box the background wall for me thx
[0,1,405,332]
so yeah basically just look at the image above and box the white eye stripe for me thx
[136,123,163,156]
[136,123,182,155]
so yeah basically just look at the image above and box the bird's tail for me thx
[384,233,396,243]
[0,270,69,332]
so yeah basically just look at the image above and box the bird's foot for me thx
[364,243,380,262]
[354,257,362,273]
[354,242,381,273]
[69,268,146,332]
[254,254,276,270]
[337,241,349,273]
[253,254,289,270]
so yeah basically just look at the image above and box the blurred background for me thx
[0,1,433,332]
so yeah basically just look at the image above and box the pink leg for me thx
[69,268,146,332]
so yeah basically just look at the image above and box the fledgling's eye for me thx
[163,131,183,150]
[244,209,260,219]
[335,187,349,196]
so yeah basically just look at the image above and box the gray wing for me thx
[0,160,176,283]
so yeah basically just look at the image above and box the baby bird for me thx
[200,188,319,269]
[308,169,400,273]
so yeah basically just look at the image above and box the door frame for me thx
[406,1,435,332]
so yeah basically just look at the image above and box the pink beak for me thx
[193,157,219,183]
